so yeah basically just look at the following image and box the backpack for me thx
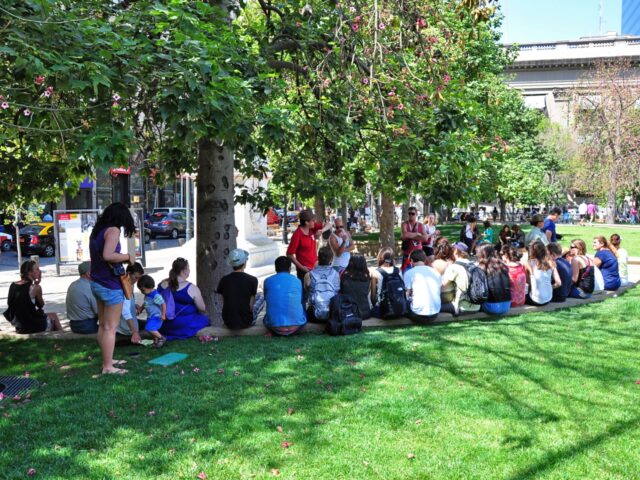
[326,294,362,336]
[309,268,339,321]
[160,287,176,320]
[456,261,489,304]
[377,267,407,319]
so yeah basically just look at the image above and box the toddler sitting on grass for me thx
[136,275,167,348]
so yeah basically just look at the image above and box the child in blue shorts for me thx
[136,275,167,348]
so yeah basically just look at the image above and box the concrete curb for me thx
[1,284,634,341]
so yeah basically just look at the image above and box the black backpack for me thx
[326,294,362,336]
[377,267,408,319]
[456,261,489,304]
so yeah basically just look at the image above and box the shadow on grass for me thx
[1,288,640,478]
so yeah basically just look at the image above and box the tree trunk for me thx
[314,195,325,222]
[401,202,409,226]
[197,139,237,326]
[499,197,506,222]
[606,189,616,224]
[339,196,348,225]
[379,192,396,251]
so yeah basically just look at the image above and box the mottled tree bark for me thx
[379,192,396,251]
[314,196,326,222]
[197,139,237,326]
[339,196,348,226]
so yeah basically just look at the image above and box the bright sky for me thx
[500,0,622,44]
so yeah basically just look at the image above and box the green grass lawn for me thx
[354,223,640,256]
[2,289,640,479]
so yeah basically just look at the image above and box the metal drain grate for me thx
[0,376,39,398]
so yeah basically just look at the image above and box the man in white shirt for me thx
[403,249,441,323]
[578,202,588,226]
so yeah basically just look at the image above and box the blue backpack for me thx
[160,287,176,320]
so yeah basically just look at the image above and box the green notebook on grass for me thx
[148,352,188,366]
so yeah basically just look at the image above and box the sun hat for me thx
[227,249,249,268]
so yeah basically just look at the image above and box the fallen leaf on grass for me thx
[415,419,422,425]
[265,383,273,389]
[271,468,280,476]
[59,365,71,371]
[276,426,283,433]
[407,453,415,459]
[359,373,366,379]
[295,348,301,353]
[363,460,369,467]
[148,410,156,416]
[233,371,240,376]
[217,369,224,374]
[107,410,118,418]
[193,368,200,373]
[138,454,145,460]
[197,473,207,480]
[360,387,367,392]
[281,441,292,449]
[316,379,324,385]
[635,380,640,385]
[296,355,305,361]
[168,448,176,455]
[287,408,295,415]
[27,467,36,476]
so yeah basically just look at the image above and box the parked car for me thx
[145,212,192,239]
[152,207,193,216]
[0,232,13,252]
[12,223,55,257]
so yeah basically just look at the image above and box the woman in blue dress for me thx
[158,258,210,340]
[593,236,621,291]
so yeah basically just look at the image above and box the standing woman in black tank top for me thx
[89,203,136,375]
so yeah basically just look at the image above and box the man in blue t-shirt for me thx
[542,207,562,243]
[547,243,572,302]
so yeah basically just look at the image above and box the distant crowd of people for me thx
[3,204,630,375]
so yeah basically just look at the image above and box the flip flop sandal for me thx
[112,360,128,366]
[101,367,128,375]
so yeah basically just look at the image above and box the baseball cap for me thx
[453,242,469,252]
[227,249,249,268]
[78,261,91,275]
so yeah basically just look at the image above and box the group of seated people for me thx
[5,257,210,343]
[4,225,630,338]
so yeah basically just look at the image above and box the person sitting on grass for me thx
[440,242,480,316]
[592,236,621,291]
[476,244,511,316]
[511,224,525,249]
[525,214,549,248]
[216,249,264,330]
[567,239,595,299]
[480,220,494,245]
[609,234,629,286]
[547,243,572,303]
[501,245,526,308]
[305,246,340,322]
[136,275,167,348]
[340,254,372,320]
[5,259,63,334]
[497,225,512,251]
[263,256,307,336]
[523,241,560,307]
[404,249,442,323]
[65,261,98,334]
[117,262,145,344]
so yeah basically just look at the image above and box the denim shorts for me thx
[91,281,125,306]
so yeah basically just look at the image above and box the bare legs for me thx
[96,299,126,374]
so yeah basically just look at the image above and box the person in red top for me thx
[401,206,428,272]
[287,209,328,283]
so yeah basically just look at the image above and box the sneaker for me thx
[154,336,166,348]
